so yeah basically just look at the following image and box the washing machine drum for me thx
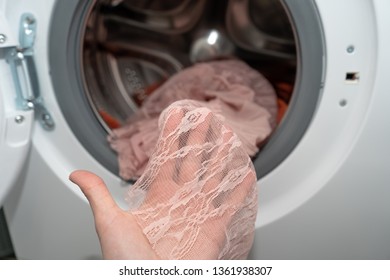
[50,0,324,180]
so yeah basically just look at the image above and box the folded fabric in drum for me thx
[108,59,277,180]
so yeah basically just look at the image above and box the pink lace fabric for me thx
[128,101,258,259]
[108,59,277,180]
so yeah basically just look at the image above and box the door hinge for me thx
[6,13,55,131]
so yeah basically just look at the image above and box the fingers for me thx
[159,106,184,140]
[156,106,184,177]
[176,109,213,183]
[196,169,257,258]
[200,124,236,195]
[69,170,120,221]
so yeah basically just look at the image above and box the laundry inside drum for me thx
[82,0,297,179]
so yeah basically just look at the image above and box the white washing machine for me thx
[0,0,389,259]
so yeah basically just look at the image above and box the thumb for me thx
[69,170,120,221]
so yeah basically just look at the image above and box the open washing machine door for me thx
[0,13,45,206]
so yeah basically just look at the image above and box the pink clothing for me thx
[108,59,277,180]
[127,101,258,259]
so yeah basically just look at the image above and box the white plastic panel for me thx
[258,0,378,227]
[250,0,390,259]
[0,78,34,206]
[0,12,33,206]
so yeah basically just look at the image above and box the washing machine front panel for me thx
[51,0,380,228]
[252,0,390,259]
[49,0,327,182]
[258,0,379,227]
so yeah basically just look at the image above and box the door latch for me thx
[6,13,55,130]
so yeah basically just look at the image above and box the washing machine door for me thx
[0,13,52,206]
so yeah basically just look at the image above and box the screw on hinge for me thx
[0,34,7,44]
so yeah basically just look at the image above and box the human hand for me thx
[70,101,258,260]
[69,170,159,260]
